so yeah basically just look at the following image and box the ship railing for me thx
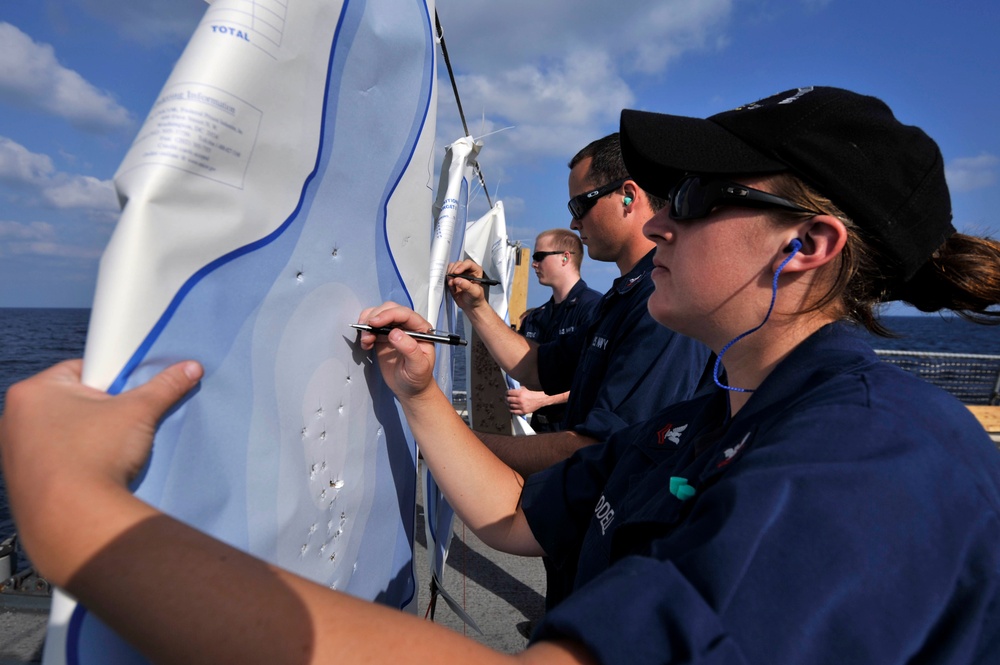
[452,389,469,424]
[874,349,1000,406]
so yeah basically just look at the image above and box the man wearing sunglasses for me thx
[507,229,601,433]
[447,133,711,476]
[448,133,711,608]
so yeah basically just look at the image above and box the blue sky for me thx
[1,0,997,310]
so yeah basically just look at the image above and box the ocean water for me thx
[0,307,998,545]
[0,309,90,553]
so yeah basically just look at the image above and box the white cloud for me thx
[0,137,56,185]
[498,196,526,218]
[0,22,133,133]
[0,136,119,211]
[0,239,103,260]
[462,52,629,128]
[43,175,118,210]
[0,220,102,260]
[435,0,731,75]
[433,0,733,166]
[946,153,998,193]
[0,220,57,241]
[626,1,734,74]
[448,50,634,165]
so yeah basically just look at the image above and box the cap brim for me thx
[620,109,787,199]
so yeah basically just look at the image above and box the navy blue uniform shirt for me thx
[523,322,1000,664]
[519,278,601,431]
[536,250,712,441]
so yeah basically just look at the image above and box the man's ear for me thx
[622,182,638,211]
[775,215,847,273]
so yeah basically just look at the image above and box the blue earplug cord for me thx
[713,239,801,393]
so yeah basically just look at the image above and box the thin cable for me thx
[434,10,494,209]
[713,240,801,392]
[435,10,468,137]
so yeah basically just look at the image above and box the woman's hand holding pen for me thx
[357,302,439,401]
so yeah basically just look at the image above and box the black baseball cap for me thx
[620,86,955,290]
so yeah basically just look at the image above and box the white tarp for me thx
[462,202,533,435]
[46,0,438,662]
[421,136,479,627]
[462,201,516,336]
[422,194,528,629]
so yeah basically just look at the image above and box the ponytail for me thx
[769,174,1000,335]
[896,234,1000,324]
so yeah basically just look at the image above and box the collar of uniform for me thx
[563,278,591,307]
[728,321,875,427]
[699,322,876,474]
[611,249,655,295]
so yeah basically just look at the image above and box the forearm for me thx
[507,389,569,416]
[464,302,542,388]
[0,355,591,665]
[356,308,540,553]
[538,391,569,408]
[476,429,598,478]
[59,487,581,664]
[61,490,317,664]
[399,387,541,554]
[18,479,321,663]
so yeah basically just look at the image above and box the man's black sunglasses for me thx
[567,178,628,220]
[669,175,817,221]
[532,250,572,262]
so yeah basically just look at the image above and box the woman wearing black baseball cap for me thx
[2,87,998,664]
[622,86,1000,395]
[508,87,1000,662]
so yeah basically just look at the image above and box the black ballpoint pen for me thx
[446,273,501,287]
[349,323,467,346]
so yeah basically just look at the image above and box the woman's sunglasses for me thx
[669,175,817,221]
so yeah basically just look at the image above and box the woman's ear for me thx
[776,215,847,273]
